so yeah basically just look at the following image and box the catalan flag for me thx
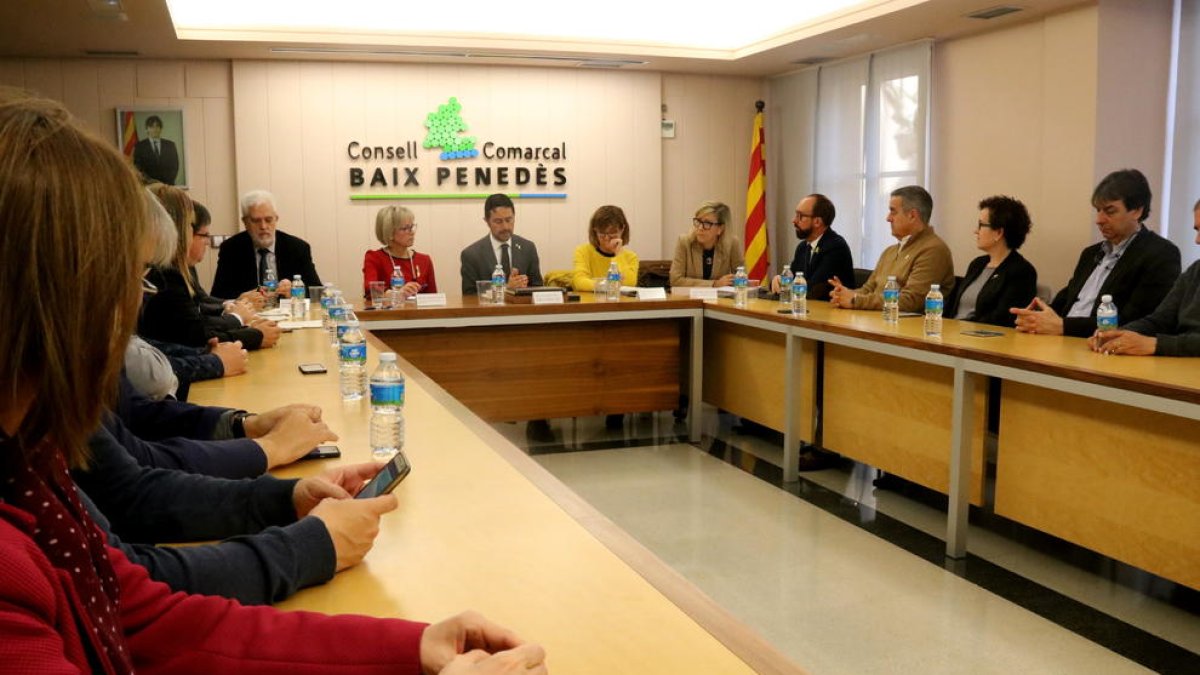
[121,110,138,158]
[743,101,768,281]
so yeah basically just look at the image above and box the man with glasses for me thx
[769,193,855,301]
[212,189,323,300]
[1011,168,1181,337]
[460,193,543,294]
[829,185,954,312]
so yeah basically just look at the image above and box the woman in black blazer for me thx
[945,195,1038,328]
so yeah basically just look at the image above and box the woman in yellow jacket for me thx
[572,205,640,292]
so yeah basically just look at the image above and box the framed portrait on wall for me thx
[115,107,187,188]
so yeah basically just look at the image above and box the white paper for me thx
[532,291,565,305]
[635,287,667,300]
[414,293,447,307]
[689,287,719,300]
[278,319,323,330]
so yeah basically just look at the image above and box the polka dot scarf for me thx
[0,432,132,674]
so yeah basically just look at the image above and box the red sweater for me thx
[362,248,438,298]
[0,504,427,674]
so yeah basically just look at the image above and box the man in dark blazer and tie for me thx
[770,193,856,300]
[1011,169,1181,337]
[211,190,323,300]
[460,193,543,294]
[132,115,180,185]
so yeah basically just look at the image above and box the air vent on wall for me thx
[966,5,1024,20]
[268,47,645,68]
[84,50,140,57]
[791,56,832,66]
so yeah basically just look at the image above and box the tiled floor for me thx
[491,409,1200,674]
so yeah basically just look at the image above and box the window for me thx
[814,42,931,269]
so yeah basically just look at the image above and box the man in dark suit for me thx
[460,193,543,294]
[1012,169,1181,337]
[211,190,323,300]
[769,193,856,300]
[132,115,180,185]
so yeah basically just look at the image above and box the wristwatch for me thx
[230,410,252,438]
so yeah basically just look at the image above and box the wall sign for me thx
[347,97,568,201]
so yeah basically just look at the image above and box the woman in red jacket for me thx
[0,93,545,674]
[363,205,438,305]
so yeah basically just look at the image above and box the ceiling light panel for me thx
[167,0,884,55]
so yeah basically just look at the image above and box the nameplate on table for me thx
[278,299,311,314]
[415,293,447,307]
[636,287,667,301]
[689,287,719,301]
[532,291,565,305]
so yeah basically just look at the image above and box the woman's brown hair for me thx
[0,90,148,465]
[146,182,198,297]
[588,205,631,248]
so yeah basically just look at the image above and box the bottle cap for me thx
[887,275,896,280]
[930,284,939,290]
[380,352,397,362]
[1101,294,1112,303]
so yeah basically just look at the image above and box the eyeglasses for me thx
[692,218,721,230]
[245,215,278,226]
[398,224,417,233]
[795,212,813,221]
[596,230,623,240]
[193,232,213,240]
[975,221,997,232]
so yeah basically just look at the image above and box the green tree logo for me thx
[423,97,478,160]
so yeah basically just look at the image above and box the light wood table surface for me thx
[190,327,800,674]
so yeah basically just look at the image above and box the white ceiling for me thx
[0,0,1090,77]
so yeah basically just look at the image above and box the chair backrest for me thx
[1035,282,1053,303]
[852,268,872,288]
[637,260,672,288]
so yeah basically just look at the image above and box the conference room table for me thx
[346,291,1198,591]
[190,324,794,675]
[702,296,1200,592]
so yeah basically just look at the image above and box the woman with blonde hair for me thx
[571,205,639,291]
[362,204,438,303]
[669,200,744,287]
[0,91,544,674]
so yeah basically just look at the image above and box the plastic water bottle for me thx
[326,292,347,347]
[338,319,366,400]
[369,352,405,459]
[733,265,749,308]
[336,308,359,346]
[605,261,621,302]
[290,275,305,319]
[792,271,807,316]
[1097,294,1118,332]
[320,283,336,322]
[924,284,944,337]
[390,267,405,309]
[491,263,506,305]
[779,265,794,306]
[262,267,278,310]
[883,276,900,323]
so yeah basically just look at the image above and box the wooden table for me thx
[190,327,798,674]
[702,297,1200,590]
[356,294,705,441]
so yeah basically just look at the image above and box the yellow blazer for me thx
[669,232,744,287]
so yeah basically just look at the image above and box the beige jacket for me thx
[669,232,745,287]
[853,226,955,312]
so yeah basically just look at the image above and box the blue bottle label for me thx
[884,289,899,303]
[793,282,807,296]
[370,382,405,406]
[329,306,346,320]
[291,286,304,298]
[925,298,943,313]
[392,275,405,288]
[1097,314,1118,331]
[339,343,366,362]
[264,280,277,292]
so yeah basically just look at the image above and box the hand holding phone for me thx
[355,450,412,499]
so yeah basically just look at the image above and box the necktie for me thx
[258,248,269,286]
[153,139,160,156]
[500,243,511,275]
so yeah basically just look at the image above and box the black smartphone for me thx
[301,445,341,460]
[355,450,412,499]
[298,362,327,374]
[961,329,1004,337]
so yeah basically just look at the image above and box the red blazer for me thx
[0,503,427,674]
[362,248,438,298]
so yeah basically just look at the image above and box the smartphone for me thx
[961,329,1004,337]
[355,450,412,499]
[298,362,327,374]
[301,445,341,460]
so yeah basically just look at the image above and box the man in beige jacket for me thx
[829,185,954,311]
